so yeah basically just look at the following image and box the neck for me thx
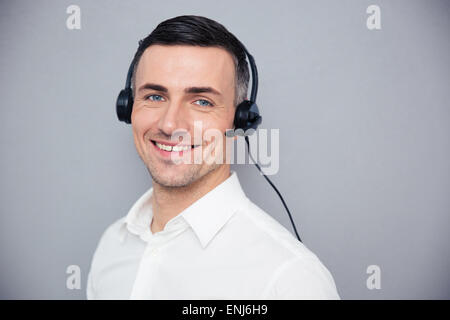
[150,165,231,234]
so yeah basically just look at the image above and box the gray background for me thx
[1,0,449,299]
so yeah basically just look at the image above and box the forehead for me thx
[135,44,236,91]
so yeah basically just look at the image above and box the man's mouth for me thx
[150,140,201,152]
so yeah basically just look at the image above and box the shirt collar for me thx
[119,170,249,248]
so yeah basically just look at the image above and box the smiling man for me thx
[86,15,340,300]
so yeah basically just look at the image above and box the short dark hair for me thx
[131,15,250,107]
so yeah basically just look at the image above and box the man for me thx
[87,15,340,299]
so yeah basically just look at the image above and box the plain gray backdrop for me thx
[1,0,449,299]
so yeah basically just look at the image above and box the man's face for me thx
[131,44,236,187]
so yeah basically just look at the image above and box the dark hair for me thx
[131,15,250,107]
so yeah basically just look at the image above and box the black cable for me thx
[245,136,303,243]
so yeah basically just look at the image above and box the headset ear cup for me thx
[116,88,133,124]
[247,101,262,131]
[233,101,249,133]
[233,100,262,135]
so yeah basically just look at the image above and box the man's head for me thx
[130,15,250,188]
[131,15,250,107]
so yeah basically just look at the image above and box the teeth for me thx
[155,142,191,152]
[172,145,190,152]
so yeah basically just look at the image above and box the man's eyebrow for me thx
[138,83,222,96]
[185,86,222,96]
[138,83,168,93]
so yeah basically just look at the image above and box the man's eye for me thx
[144,95,212,107]
[145,94,164,102]
[194,99,214,107]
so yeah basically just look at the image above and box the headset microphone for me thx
[116,40,302,243]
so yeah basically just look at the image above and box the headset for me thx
[116,40,303,243]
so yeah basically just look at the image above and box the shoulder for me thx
[231,198,340,299]
[89,215,128,264]
[231,198,317,260]
[262,255,341,299]
[86,216,127,299]
[93,216,127,254]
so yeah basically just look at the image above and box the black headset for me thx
[116,40,302,243]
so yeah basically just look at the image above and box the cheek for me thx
[194,110,235,133]
[196,119,232,148]
[223,107,236,130]
[131,107,159,137]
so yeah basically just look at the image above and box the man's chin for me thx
[148,165,199,188]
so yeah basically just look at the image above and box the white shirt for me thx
[86,170,340,299]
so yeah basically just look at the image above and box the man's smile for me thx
[150,139,201,152]
[149,138,205,160]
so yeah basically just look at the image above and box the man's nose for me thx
[157,99,189,136]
